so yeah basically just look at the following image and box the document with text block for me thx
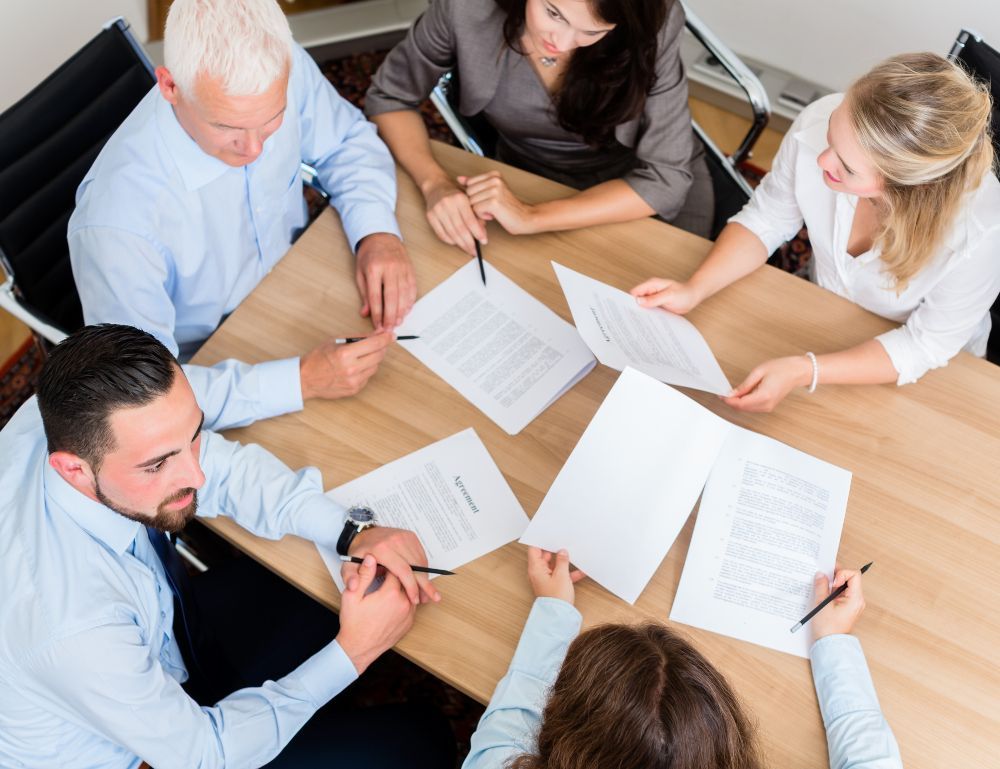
[318,428,529,591]
[552,262,730,395]
[520,367,851,638]
[396,261,596,435]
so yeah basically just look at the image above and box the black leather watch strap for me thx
[336,519,360,556]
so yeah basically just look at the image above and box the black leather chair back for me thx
[952,32,1000,363]
[0,20,155,334]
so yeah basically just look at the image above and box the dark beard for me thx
[95,483,199,534]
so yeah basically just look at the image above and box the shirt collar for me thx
[154,93,232,192]
[43,461,141,555]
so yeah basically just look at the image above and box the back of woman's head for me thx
[846,53,995,288]
[508,623,762,769]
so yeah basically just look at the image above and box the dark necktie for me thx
[145,527,204,679]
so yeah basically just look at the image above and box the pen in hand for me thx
[474,240,486,286]
[335,335,420,344]
[339,554,455,576]
[790,561,873,633]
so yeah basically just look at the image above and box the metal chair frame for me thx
[430,0,769,204]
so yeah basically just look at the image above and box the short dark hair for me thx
[37,324,178,468]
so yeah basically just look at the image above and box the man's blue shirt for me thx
[68,43,401,424]
[0,397,355,768]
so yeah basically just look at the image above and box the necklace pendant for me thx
[539,55,558,68]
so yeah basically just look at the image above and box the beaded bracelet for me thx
[805,351,819,394]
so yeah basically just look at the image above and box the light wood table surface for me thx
[193,141,1000,768]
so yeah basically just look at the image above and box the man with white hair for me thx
[69,0,416,429]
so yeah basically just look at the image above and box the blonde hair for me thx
[164,0,293,97]
[847,53,995,291]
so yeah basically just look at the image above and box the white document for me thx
[396,260,596,435]
[317,428,529,591]
[552,261,730,395]
[519,367,733,604]
[670,428,851,657]
[520,367,851,621]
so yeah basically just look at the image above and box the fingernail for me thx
[558,549,568,556]
[363,555,376,567]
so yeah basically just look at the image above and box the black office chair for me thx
[429,0,769,241]
[948,29,1000,363]
[0,17,155,344]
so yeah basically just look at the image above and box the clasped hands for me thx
[630,277,813,413]
[335,525,441,674]
[422,171,536,257]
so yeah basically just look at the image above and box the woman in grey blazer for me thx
[365,0,714,256]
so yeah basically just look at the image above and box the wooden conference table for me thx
[193,142,999,768]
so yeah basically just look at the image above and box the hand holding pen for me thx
[798,564,870,639]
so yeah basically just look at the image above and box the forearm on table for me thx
[812,339,899,386]
[685,222,770,302]
[525,179,655,233]
[372,110,452,195]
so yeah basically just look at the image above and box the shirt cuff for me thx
[292,639,359,707]
[873,330,919,385]
[257,357,305,415]
[509,598,582,681]
[810,634,883,725]
[286,494,348,551]
[338,202,403,252]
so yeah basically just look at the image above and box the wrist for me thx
[418,168,455,199]
[299,354,317,401]
[801,352,819,391]
[335,633,379,675]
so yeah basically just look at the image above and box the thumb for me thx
[553,549,571,576]
[729,369,762,398]
[813,572,831,602]
[354,554,378,595]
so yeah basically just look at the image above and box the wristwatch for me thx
[336,505,377,556]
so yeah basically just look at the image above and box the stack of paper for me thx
[318,428,529,590]
[520,367,851,657]
[397,261,596,435]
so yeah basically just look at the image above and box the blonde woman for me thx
[632,53,1000,412]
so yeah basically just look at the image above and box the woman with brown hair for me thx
[632,52,1000,412]
[462,548,901,769]
[365,0,715,254]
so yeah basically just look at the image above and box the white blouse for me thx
[731,93,1000,384]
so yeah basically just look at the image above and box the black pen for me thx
[790,562,873,633]
[474,240,486,286]
[339,554,455,576]
[335,335,420,344]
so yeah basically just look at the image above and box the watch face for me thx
[347,505,375,524]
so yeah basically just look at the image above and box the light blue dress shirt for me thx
[0,396,356,769]
[463,598,903,769]
[68,43,401,425]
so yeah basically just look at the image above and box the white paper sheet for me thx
[552,262,730,395]
[519,367,732,604]
[669,427,851,657]
[396,261,596,435]
[317,428,529,591]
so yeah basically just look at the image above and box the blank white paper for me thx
[396,260,596,435]
[669,427,851,657]
[552,261,730,395]
[519,367,732,604]
[317,428,529,591]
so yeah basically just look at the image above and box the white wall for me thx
[688,0,1000,92]
[0,1,147,111]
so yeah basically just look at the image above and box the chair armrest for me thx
[681,0,770,165]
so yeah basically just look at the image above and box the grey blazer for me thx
[365,0,700,222]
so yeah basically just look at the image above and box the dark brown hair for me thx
[496,0,672,146]
[508,623,762,769]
